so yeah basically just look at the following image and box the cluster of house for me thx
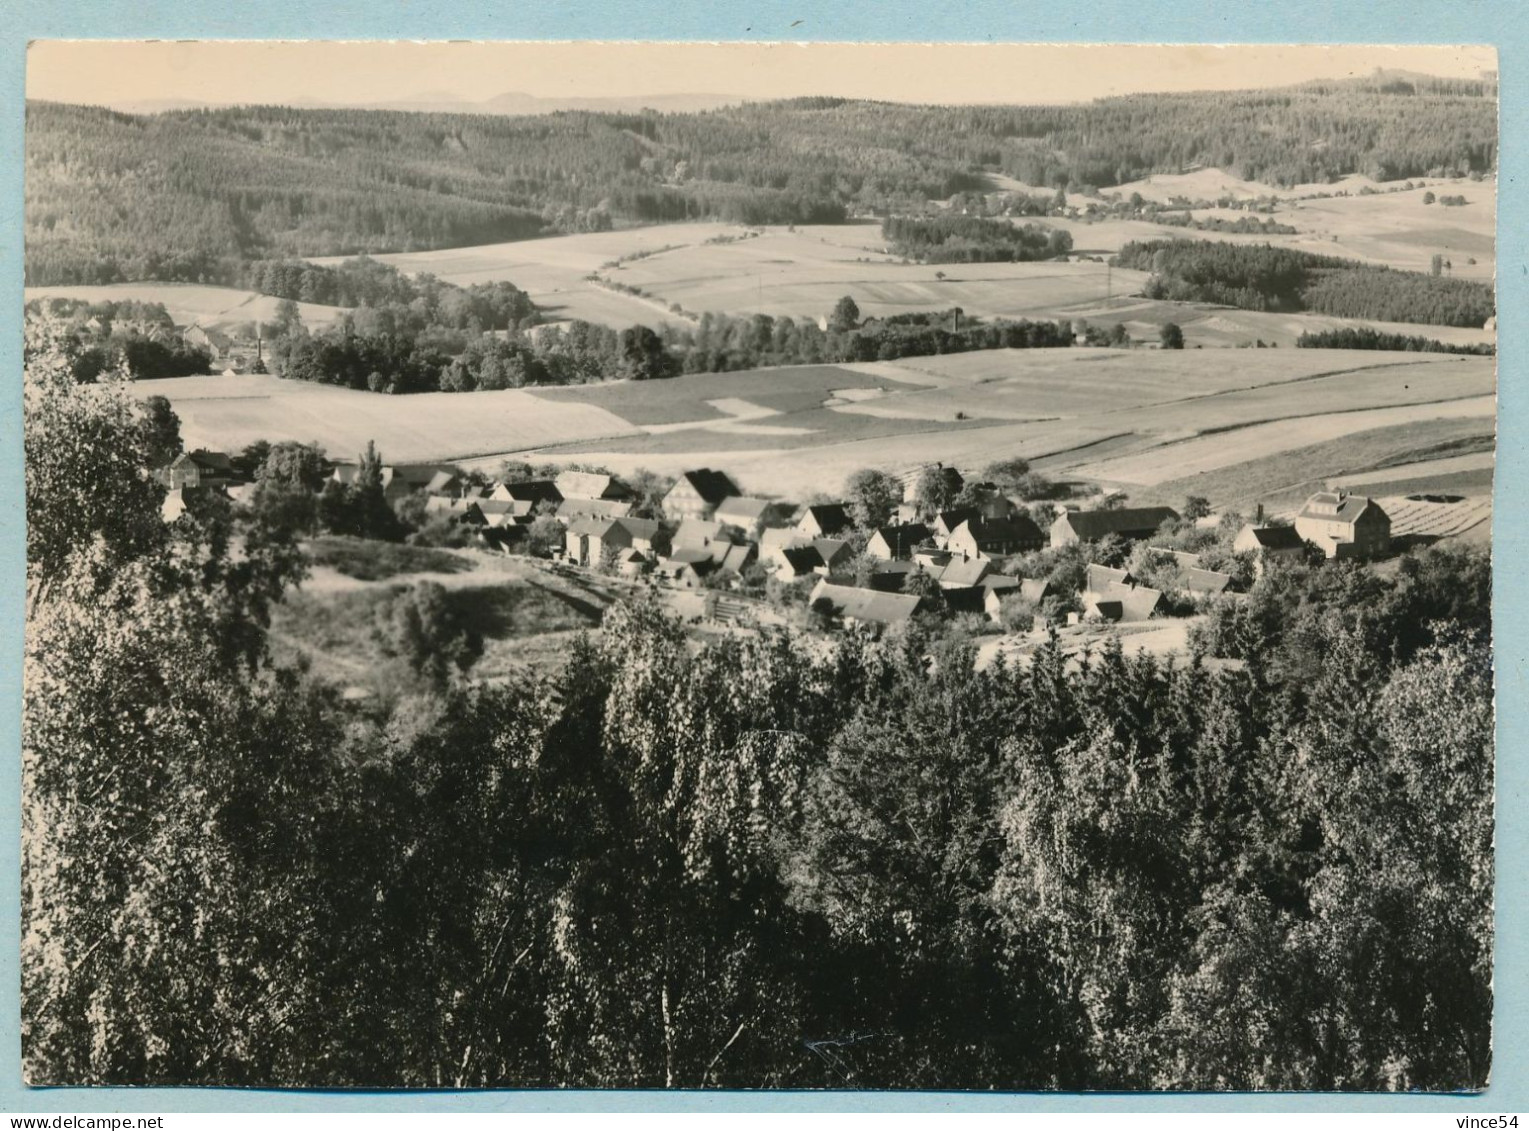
[182,325,266,375]
[153,440,1396,632]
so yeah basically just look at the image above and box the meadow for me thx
[124,372,638,462]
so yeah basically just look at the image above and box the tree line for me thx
[26,76,1494,286]
[265,294,1073,393]
[1117,239,1495,327]
[882,215,1072,263]
[1295,326,1495,355]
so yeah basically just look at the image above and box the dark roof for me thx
[1241,524,1305,551]
[614,517,660,541]
[871,523,932,550]
[1058,506,1180,539]
[499,479,562,503]
[934,508,979,534]
[953,514,1044,547]
[780,545,823,576]
[1297,492,1388,525]
[678,468,741,505]
[187,449,235,473]
[943,586,990,616]
[799,503,852,536]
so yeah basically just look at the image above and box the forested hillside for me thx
[1116,239,1496,327]
[26,75,1495,285]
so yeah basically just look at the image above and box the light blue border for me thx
[0,0,1520,1113]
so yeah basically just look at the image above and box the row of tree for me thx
[1118,239,1495,327]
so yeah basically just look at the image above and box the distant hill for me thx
[26,79,1496,287]
[108,90,742,116]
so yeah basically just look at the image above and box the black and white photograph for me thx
[20,40,1496,1092]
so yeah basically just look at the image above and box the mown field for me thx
[1052,175,1495,282]
[124,372,639,462]
[495,348,1495,503]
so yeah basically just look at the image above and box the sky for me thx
[25,41,1498,109]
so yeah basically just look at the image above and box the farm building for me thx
[714,496,791,537]
[866,560,920,592]
[931,509,979,546]
[564,516,633,567]
[1294,492,1391,559]
[489,479,562,506]
[1050,506,1180,548]
[945,515,1045,560]
[1234,523,1307,561]
[1083,584,1165,623]
[808,580,921,629]
[555,470,630,502]
[664,468,741,521]
[156,449,237,490]
[796,503,853,539]
[330,462,455,503]
[183,324,233,360]
[935,557,991,590]
[867,523,933,561]
[1180,567,1233,597]
[1085,564,1134,595]
[557,496,633,522]
[774,538,855,580]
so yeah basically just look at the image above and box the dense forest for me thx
[1295,326,1495,355]
[23,323,1492,1089]
[882,215,1071,263]
[1116,239,1495,327]
[26,74,1495,285]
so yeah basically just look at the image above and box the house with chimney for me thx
[866,522,932,561]
[1233,523,1308,575]
[1293,491,1391,559]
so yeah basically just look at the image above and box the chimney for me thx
[1255,503,1264,524]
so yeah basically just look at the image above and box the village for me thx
[154,436,1397,672]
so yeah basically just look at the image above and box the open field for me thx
[491,350,1495,502]
[341,214,1491,345]
[1124,422,1495,514]
[23,282,347,330]
[1055,176,1495,282]
[131,344,1495,523]
[310,222,748,327]
[533,364,921,426]
[125,373,638,462]
[835,349,1490,422]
